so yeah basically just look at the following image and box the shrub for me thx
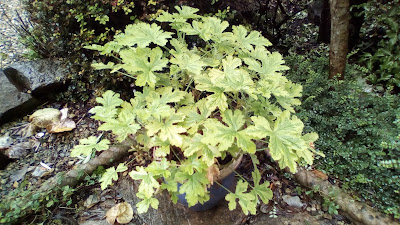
[355,0,400,88]
[19,0,162,99]
[70,6,320,214]
[285,52,400,218]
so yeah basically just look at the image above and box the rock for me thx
[10,165,29,182]
[0,135,12,150]
[0,70,41,125]
[253,212,335,225]
[6,141,34,159]
[115,177,246,225]
[32,165,52,177]
[3,59,68,97]
[282,195,305,208]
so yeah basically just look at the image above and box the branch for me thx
[294,167,398,225]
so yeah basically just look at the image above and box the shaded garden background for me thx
[1,0,399,221]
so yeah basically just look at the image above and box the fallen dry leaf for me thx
[311,169,328,180]
[47,118,76,133]
[106,202,133,225]
[207,164,220,185]
[29,108,61,128]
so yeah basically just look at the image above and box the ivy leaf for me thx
[251,169,273,204]
[99,163,127,190]
[70,136,110,157]
[129,166,160,199]
[99,110,140,142]
[115,23,172,48]
[136,193,159,214]
[120,47,168,88]
[146,113,187,147]
[244,49,289,77]
[231,25,272,50]
[176,171,209,206]
[225,179,256,215]
[204,110,256,153]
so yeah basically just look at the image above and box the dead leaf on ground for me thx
[29,108,76,133]
[311,169,328,180]
[5,141,35,158]
[105,202,133,225]
[29,108,61,128]
[47,118,76,133]
[16,123,37,138]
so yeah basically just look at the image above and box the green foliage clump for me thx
[22,0,136,58]
[71,6,321,215]
[285,52,400,218]
[0,178,75,224]
[20,0,159,99]
[356,0,400,87]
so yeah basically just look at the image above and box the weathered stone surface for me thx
[3,59,67,96]
[0,70,31,114]
[0,69,41,125]
[252,212,335,225]
[116,177,246,225]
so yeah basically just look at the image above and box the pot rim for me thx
[215,154,243,182]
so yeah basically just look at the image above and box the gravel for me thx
[0,0,29,69]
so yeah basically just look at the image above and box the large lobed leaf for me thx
[99,163,127,190]
[115,23,172,48]
[203,110,256,153]
[70,136,110,157]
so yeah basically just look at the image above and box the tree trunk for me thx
[329,0,350,79]
[294,167,399,225]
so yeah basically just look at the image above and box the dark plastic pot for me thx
[177,155,243,211]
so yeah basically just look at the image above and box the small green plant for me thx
[0,179,75,224]
[322,199,339,215]
[72,6,320,215]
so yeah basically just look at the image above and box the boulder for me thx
[115,178,246,225]
[3,60,67,97]
[0,70,41,125]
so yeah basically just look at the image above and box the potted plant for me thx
[70,6,320,215]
